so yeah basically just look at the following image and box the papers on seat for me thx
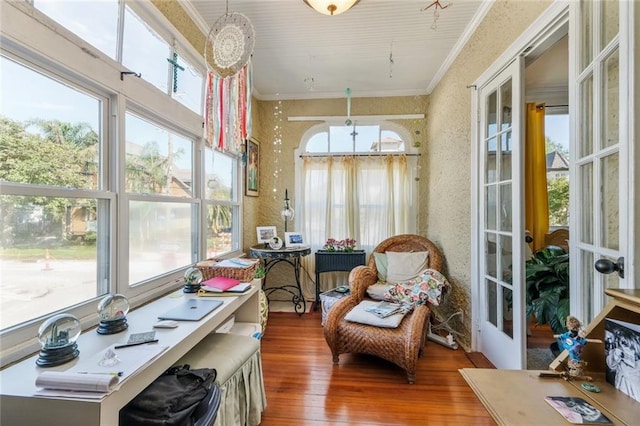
[365,301,406,318]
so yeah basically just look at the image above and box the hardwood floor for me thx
[259,311,496,425]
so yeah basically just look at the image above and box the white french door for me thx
[569,0,634,323]
[477,57,525,369]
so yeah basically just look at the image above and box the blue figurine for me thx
[557,315,588,361]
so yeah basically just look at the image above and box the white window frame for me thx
[0,0,216,366]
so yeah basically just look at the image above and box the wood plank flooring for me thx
[259,311,496,425]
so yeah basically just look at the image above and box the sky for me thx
[545,114,570,153]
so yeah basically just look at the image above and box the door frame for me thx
[470,3,570,353]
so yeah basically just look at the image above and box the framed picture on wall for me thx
[246,138,259,197]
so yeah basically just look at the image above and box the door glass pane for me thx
[580,163,594,244]
[603,50,619,149]
[580,0,593,70]
[500,81,512,131]
[500,131,512,181]
[485,234,497,278]
[122,6,171,94]
[581,250,594,321]
[487,91,497,138]
[503,286,513,338]
[579,74,594,157]
[500,234,513,283]
[601,0,619,50]
[486,185,497,230]
[486,137,497,183]
[500,183,512,232]
[601,153,619,250]
[486,279,497,327]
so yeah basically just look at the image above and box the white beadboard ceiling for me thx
[184,0,490,100]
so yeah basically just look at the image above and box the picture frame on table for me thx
[256,226,277,244]
[245,138,259,197]
[284,232,306,248]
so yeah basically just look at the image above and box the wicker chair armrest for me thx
[348,265,378,302]
[405,305,430,342]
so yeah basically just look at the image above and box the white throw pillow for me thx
[385,251,429,283]
[344,300,407,328]
[366,283,392,300]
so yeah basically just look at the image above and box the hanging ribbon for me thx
[204,61,253,154]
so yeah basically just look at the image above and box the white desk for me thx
[0,286,259,426]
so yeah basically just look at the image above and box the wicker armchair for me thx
[323,234,444,384]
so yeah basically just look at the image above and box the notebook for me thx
[157,299,223,321]
[202,276,241,291]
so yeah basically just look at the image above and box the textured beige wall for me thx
[424,0,553,348]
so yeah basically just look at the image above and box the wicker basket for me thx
[196,259,259,282]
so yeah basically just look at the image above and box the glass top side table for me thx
[250,245,311,315]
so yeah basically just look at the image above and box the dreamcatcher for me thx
[204,4,255,78]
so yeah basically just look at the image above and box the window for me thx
[125,112,197,285]
[204,149,241,258]
[298,123,417,253]
[0,54,110,330]
[0,1,226,365]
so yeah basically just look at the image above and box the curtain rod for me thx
[299,153,421,158]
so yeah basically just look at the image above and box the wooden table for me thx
[460,368,636,425]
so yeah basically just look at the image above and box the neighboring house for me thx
[546,150,569,180]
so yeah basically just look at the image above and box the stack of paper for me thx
[365,301,405,318]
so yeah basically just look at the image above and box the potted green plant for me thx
[526,246,570,335]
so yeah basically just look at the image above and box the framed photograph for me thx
[605,318,640,403]
[284,232,306,248]
[245,138,259,197]
[256,226,276,244]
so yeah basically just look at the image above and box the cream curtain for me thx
[525,103,549,252]
[300,155,413,298]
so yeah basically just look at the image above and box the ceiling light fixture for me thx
[303,0,360,16]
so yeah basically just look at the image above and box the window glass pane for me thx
[306,132,328,152]
[485,185,497,230]
[125,113,193,196]
[1,56,100,190]
[128,200,193,284]
[356,125,380,151]
[205,150,234,201]
[206,204,238,258]
[499,183,512,232]
[329,126,354,153]
[485,137,497,184]
[122,6,170,94]
[0,195,106,330]
[372,128,404,152]
[172,53,204,114]
[33,0,119,60]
